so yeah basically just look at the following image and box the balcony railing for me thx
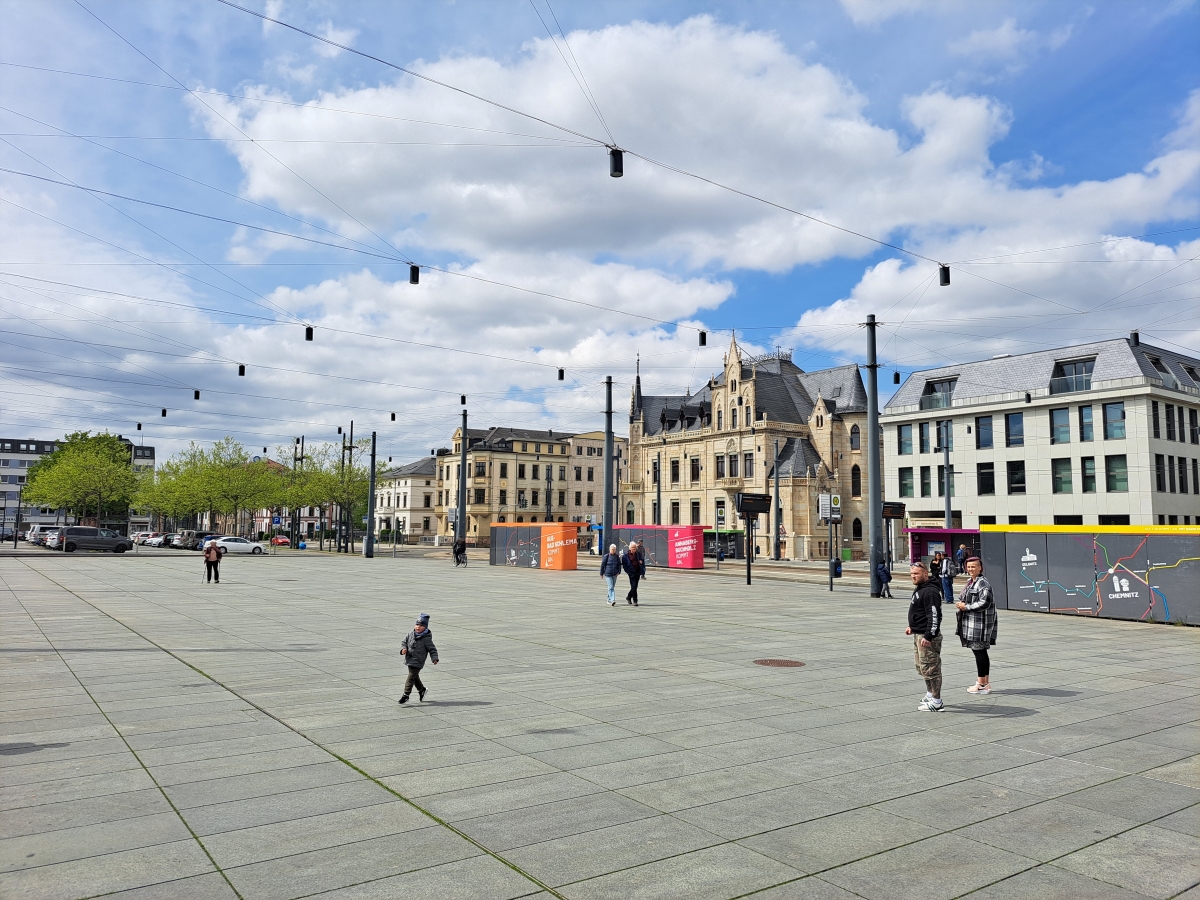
[918,392,953,410]
[1049,374,1092,394]
[718,476,743,490]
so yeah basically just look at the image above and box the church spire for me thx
[631,352,643,416]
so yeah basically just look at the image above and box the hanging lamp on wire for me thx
[193,390,200,400]
[238,364,245,376]
[409,265,419,285]
[161,408,166,417]
[391,412,396,421]
[699,330,707,347]
[337,426,342,435]
[557,368,564,381]
[893,371,900,385]
[460,394,466,405]
[136,422,141,431]
[609,147,623,177]
[305,325,313,341]
[939,265,950,287]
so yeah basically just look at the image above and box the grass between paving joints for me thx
[2,554,1198,900]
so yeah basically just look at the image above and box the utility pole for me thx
[347,420,354,553]
[773,438,781,561]
[866,314,883,598]
[337,433,346,553]
[365,431,377,558]
[603,376,614,553]
[545,446,552,523]
[457,409,468,543]
[940,421,952,529]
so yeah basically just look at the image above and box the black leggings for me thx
[973,648,990,678]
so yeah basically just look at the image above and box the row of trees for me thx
[25,432,376,537]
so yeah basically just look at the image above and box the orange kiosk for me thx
[490,523,583,570]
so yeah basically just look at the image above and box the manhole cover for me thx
[753,659,805,668]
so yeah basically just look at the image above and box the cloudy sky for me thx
[2,0,1198,464]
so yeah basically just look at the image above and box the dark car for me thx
[61,527,133,553]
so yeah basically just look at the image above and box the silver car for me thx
[44,527,64,550]
[209,536,265,555]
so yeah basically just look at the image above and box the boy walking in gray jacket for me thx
[398,613,438,704]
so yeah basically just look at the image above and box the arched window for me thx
[717,410,723,430]
[626,501,636,524]
[531,516,538,523]
[850,424,860,451]
[851,465,862,497]
[852,518,863,541]
[498,515,506,523]
[516,516,524,522]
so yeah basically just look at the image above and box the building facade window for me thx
[1193,458,1199,494]
[1079,405,1094,442]
[1104,402,1126,440]
[474,489,486,504]
[731,408,738,428]
[499,489,507,506]
[1179,457,1189,494]
[1005,412,1024,447]
[1152,401,1161,438]
[531,490,539,506]
[977,462,995,495]
[728,455,739,478]
[717,410,723,429]
[852,518,863,541]
[424,494,432,508]
[899,467,914,497]
[690,458,700,482]
[574,491,581,505]
[715,455,725,478]
[691,500,701,525]
[1050,408,1070,444]
[919,422,931,454]
[670,500,680,525]
[1006,460,1026,494]
[851,465,862,497]
[587,467,594,481]
[1191,409,1199,444]
[474,461,486,477]
[1081,457,1096,493]
[1155,454,1167,492]
[1105,455,1129,492]
[518,464,526,479]
[1169,455,1177,492]
[670,459,680,483]
[898,424,913,455]
[1051,458,1072,494]
[558,490,566,506]
[743,453,754,479]
[920,466,931,497]
[850,425,860,450]
[1166,404,1177,440]
[499,462,508,478]
[976,416,993,449]
[586,491,594,506]
[937,420,953,451]
[532,465,540,481]
[626,502,636,524]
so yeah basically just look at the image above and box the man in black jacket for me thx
[906,561,944,711]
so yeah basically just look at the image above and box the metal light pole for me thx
[941,421,952,529]
[346,420,354,553]
[545,452,552,522]
[602,376,614,553]
[365,431,377,558]
[866,314,882,598]
[457,409,468,543]
[773,438,781,561]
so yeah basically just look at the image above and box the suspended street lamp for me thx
[939,265,950,286]
[238,364,245,376]
[557,368,564,381]
[161,408,166,417]
[893,371,901,385]
[194,390,200,400]
[136,423,142,431]
[391,412,396,421]
[609,147,623,177]
[305,326,314,341]
[409,265,419,285]
[699,330,707,347]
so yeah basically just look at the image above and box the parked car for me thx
[269,535,291,546]
[26,524,48,545]
[209,536,265,555]
[133,531,160,545]
[145,533,175,547]
[61,526,133,553]
[44,527,65,550]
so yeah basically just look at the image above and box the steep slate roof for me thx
[462,426,578,447]
[767,437,824,478]
[381,456,436,479]
[635,357,867,437]
[885,336,1200,411]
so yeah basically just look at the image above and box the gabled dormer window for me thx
[1147,355,1181,390]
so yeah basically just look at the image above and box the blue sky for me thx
[1,0,1198,460]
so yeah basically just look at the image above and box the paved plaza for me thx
[1,551,1198,900]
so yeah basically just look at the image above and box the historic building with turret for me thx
[623,336,871,559]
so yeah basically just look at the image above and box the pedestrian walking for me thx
[876,561,893,598]
[398,613,438,704]
[202,539,221,584]
[906,561,944,711]
[622,540,645,606]
[955,557,997,694]
[954,543,968,573]
[929,551,952,604]
[600,543,622,606]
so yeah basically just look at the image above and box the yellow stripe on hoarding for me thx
[978,525,1200,535]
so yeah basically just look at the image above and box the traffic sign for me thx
[830,494,842,523]
[272,516,281,525]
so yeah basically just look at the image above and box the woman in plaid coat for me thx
[955,557,997,695]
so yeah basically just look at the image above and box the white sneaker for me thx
[918,698,944,712]
[967,683,991,695]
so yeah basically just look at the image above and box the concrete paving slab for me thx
[957,797,1138,861]
[1059,775,1200,823]
[455,791,658,852]
[1054,824,1200,899]
[963,865,1157,900]
[740,806,938,873]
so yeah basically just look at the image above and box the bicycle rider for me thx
[452,537,467,566]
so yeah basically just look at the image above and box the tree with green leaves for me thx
[25,432,142,525]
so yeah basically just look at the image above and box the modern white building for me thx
[882,333,1200,529]
[0,437,60,535]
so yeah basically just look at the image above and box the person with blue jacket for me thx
[600,543,622,606]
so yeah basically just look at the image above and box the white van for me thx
[25,524,47,544]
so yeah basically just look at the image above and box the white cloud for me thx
[313,21,358,59]
[948,17,1076,76]
[839,0,934,26]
